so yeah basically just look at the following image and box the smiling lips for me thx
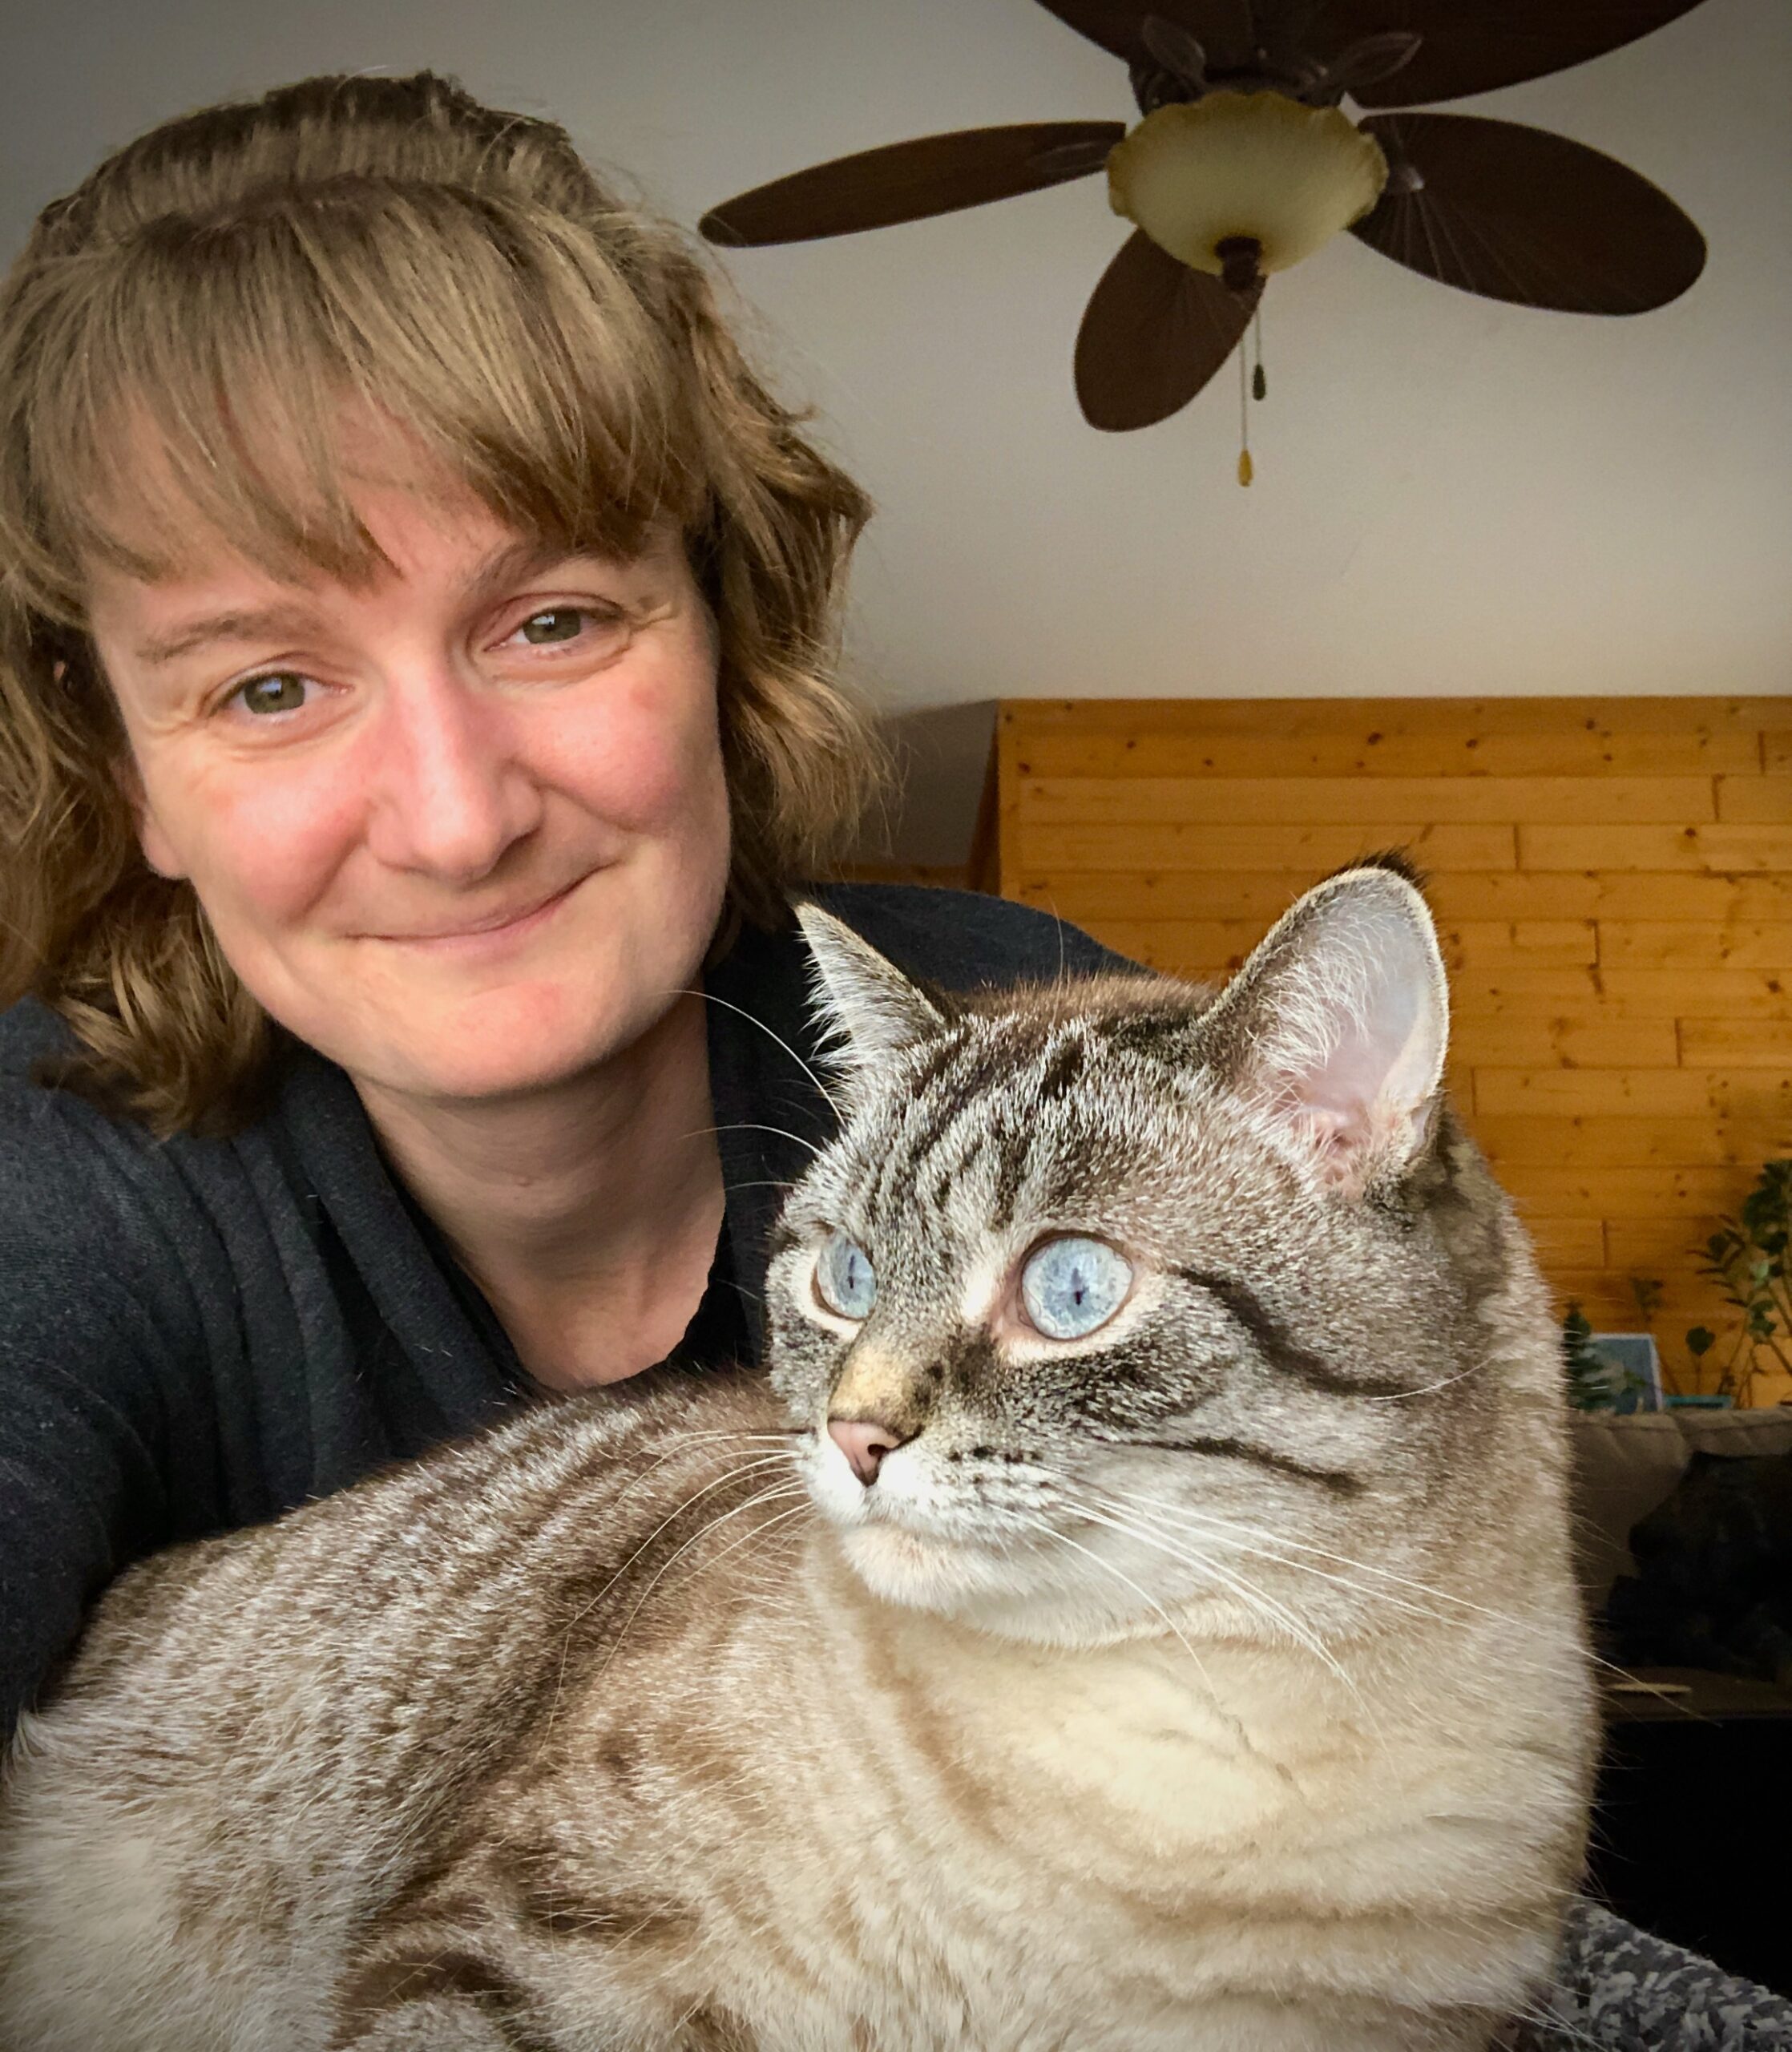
[370,876,583,947]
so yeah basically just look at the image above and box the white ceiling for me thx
[3,0,1788,857]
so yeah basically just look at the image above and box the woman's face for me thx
[87,478,733,1106]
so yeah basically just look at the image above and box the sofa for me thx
[1570,1403,1792,1615]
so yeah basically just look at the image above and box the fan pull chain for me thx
[1237,304,1267,486]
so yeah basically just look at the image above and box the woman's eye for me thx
[1019,1236,1132,1340]
[814,1234,877,1321]
[507,604,627,652]
[231,673,313,717]
[515,607,589,646]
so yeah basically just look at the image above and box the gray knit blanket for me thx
[1526,1901,1792,2048]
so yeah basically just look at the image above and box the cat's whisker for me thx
[592,1481,813,1674]
[1024,1515,1310,1787]
[1018,1513,1215,1694]
[1359,1363,1483,1402]
[1088,1484,1617,1687]
[1086,1483,1573,1679]
[603,1435,801,1515]
[1055,1490,1363,1706]
[673,988,843,1121]
[686,1121,825,1159]
[1085,1485,1613,1715]
[548,1454,801,1727]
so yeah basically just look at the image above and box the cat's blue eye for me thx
[815,1234,877,1320]
[1019,1236,1132,1340]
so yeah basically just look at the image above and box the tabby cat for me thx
[0,863,1594,2051]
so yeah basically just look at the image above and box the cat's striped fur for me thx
[0,865,1595,2050]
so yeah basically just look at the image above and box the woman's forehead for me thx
[79,408,680,628]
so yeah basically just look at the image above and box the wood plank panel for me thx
[1080,918,1599,976]
[1543,1268,1718,1331]
[995,697,1791,1404]
[1020,775,1716,826]
[1677,1020,1792,1068]
[1598,969,1792,1019]
[1449,1017,1679,1067]
[1713,777,1792,824]
[1012,869,1792,925]
[1519,824,1792,873]
[1596,923,1792,967]
[1014,821,1517,874]
[1445,923,1600,967]
[1005,697,1784,737]
[1447,967,1792,1020]
[1522,1218,1608,1268]
[1604,1222,1734,1274]
[1471,1117,1764,1169]
[1507,1166,1744,1218]
[1079,921,1261,975]
[1428,872,1792,922]
[1471,1068,1792,1120]
[1011,729,1765,780]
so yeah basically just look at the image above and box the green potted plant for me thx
[1685,1157,1791,1408]
[1561,1303,1653,1412]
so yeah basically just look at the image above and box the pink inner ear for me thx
[1273,984,1440,1172]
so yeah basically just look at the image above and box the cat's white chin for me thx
[834,1521,1139,1647]
[837,1519,1016,1614]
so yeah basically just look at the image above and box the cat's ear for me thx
[1200,863,1449,1191]
[795,903,947,1075]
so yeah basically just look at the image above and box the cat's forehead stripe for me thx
[1178,1268,1419,1400]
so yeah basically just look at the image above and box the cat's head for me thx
[765,863,1553,1648]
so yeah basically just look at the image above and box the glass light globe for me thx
[1108,92,1389,285]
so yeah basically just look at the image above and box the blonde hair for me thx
[0,71,882,1134]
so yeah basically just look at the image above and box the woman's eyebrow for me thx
[133,603,324,670]
[130,538,636,672]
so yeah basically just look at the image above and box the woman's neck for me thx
[356,991,725,1388]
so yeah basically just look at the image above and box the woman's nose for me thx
[364,673,543,882]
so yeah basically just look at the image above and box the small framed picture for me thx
[1588,1332,1665,1413]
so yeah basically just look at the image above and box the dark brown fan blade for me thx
[1031,1,1257,72]
[699,123,1124,247]
[1075,230,1257,430]
[1350,113,1705,313]
[1304,0,1710,110]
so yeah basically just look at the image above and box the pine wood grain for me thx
[1010,729,1764,780]
[1471,1117,1765,1169]
[1519,824,1792,874]
[1014,821,1517,874]
[992,697,1790,1398]
[1471,1068,1792,1120]
[1596,923,1792,968]
[1003,697,1782,737]
[1677,1020,1792,1068]
[1713,777,1792,825]
[1019,775,1717,826]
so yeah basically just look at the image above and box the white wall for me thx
[3,0,1788,855]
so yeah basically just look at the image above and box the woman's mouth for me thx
[369,875,587,953]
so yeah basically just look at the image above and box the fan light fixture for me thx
[700,1,1712,479]
[1107,94,1389,295]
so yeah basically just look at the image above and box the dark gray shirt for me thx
[0,884,1115,1739]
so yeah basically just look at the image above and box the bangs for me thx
[19,178,710,615]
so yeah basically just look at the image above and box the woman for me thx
[0,68,1112,1739]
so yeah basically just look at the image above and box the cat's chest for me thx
[874,1623,1389,1872]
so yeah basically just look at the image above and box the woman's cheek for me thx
[194,759,365,923]
[555,660,724,834]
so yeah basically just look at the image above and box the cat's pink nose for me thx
[828,1417,907,1487]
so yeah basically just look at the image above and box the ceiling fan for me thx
[699,1,1710,443]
